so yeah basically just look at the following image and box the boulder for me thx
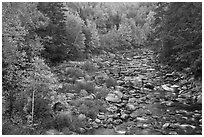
[105,91,123,103]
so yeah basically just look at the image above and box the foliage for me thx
[151,2,202,78]
[85,20,101,54]
[76,99,107,119]
[99,27,119,51]
[2,3,60,132]
[65,12,86,59]
[37,2,69,63]
[81,60,98,73]
[3,2,201,135]
[117,20,133,49]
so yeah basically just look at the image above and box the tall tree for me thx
[151,2,202,78]
[37,2,69,63]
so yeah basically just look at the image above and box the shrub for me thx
[81,61,98,73]
[65,12,86,60]
[77,99,106,119]
[86,20,101,54]
[105,77,118,88]
[75,79,96,94]
[94,86,110,99]
[54,111,74,130]
[99,27,119,52]
[117,20,133,50]
[58,83,77,93]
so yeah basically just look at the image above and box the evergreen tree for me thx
[37,2,69,64]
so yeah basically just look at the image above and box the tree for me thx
[151,2,202,78]
[37,2,69,64]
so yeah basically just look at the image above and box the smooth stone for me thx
[169,131,178,135]
[143,124,151,128]
[161,84,174,92]
[106,94,121,103]
[92,122,99,128]
[95,118,101,124]
[162,123,170,129]
[114,90,123,98]
[136,117,147,122]
[78,114,86,121]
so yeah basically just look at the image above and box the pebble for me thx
[168,131,178,135]
[107,106,118,112]
[103,124,108,128]
[79,128,86,133]
[122,94,129,100]
[113,113,120,118]
[143,124,151,128]
[199,119,202,123]
[97,114,106,120]
[107,124,113,128]
[78,114,86,121]
[46,129,60,135]
[92,122,99,128]
[121,113,129,119]
[106,93,121,103]
[129,90,135,93]
[126,104,136,111]
[128,98,137,103]
[162,123,170,129]
[136,117,147,122]
[161,85,174,92]
[95,118,101,124]
[144,83,154,90]
[107,118,113,123]
[114,119,122,125]
[137,123,143,128]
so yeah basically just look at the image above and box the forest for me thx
[2,2,202,135]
